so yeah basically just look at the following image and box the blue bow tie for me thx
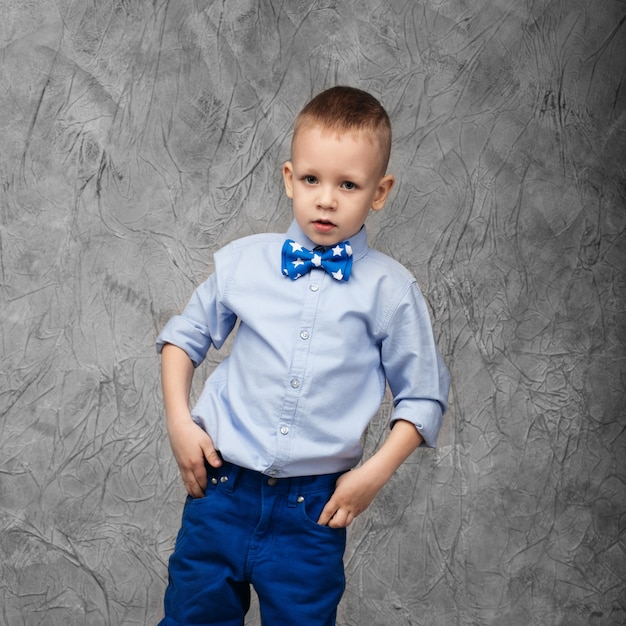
[282,239,353,282]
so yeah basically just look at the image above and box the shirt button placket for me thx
[278,272,322,470]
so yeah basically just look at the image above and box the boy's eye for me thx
[342,181,356,190]
[304,176,317,185]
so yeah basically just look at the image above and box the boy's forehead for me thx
[292,124,382,161]
[294,121,377,145]
[291,123,387,174]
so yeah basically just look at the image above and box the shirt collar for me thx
[285,220,369,262]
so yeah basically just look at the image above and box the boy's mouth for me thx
[313,219,336,233]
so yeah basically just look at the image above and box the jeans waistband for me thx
[205,460,344,506]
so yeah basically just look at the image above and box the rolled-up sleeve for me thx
[382,283,451,448]
[156,273,238,367]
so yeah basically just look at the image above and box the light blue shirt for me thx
[157,221,450,477]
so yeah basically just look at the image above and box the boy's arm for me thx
[317,419,423,528]
[161,342,222,498]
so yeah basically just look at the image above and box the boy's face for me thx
[282,125,394,246]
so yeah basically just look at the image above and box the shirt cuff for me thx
[156,315,211,367]
[390,400,444,448]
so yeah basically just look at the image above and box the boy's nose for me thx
[316,186,337,209]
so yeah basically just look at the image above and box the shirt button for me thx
[280,426,290,435]
[290,378,300,388]
[310,284,319,292]
[300,330,309,340]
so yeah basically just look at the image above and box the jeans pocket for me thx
[297,488,345,535]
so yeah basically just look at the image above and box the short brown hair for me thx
[293,86,392,173]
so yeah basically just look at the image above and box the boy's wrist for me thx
[361,420,423,485]
[166,407,194,427]
[358,452,400,490]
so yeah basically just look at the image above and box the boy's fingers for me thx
[327,508,353,529]
[317,497,340,526]
[204,447,223,468]
[183,468,206,498]
[197,430,222,468]
[318,506,353,529]
[194,462,208,492]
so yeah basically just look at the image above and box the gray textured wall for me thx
[1,1,624,625]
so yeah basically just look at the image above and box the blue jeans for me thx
[159,461,347,626]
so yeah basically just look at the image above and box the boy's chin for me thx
[308,226,363,246]
[310,235,343,247]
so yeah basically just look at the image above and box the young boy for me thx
[156,86,450,626]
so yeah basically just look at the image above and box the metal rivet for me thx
[297,496,305,503]
[211,478,218,485]
[220,476,228,483]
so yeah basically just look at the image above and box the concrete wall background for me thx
[1,1,624,624]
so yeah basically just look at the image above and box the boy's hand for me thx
[316,419,425,528]
[161,343,222,498]
[317,465,381,528]
[168,416,222,498]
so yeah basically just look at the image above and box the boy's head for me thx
[293,86,392,175]
[283,86,395,246]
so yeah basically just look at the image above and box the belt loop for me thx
[221,461,240,494]
[287,476,302,507]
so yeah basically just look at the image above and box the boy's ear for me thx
[282,161,294,199]
[371,174,395,211]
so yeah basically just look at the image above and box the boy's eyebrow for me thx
[295,166,368,181]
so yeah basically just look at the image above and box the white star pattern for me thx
[282,238,350,282]
[332,269,344,280]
